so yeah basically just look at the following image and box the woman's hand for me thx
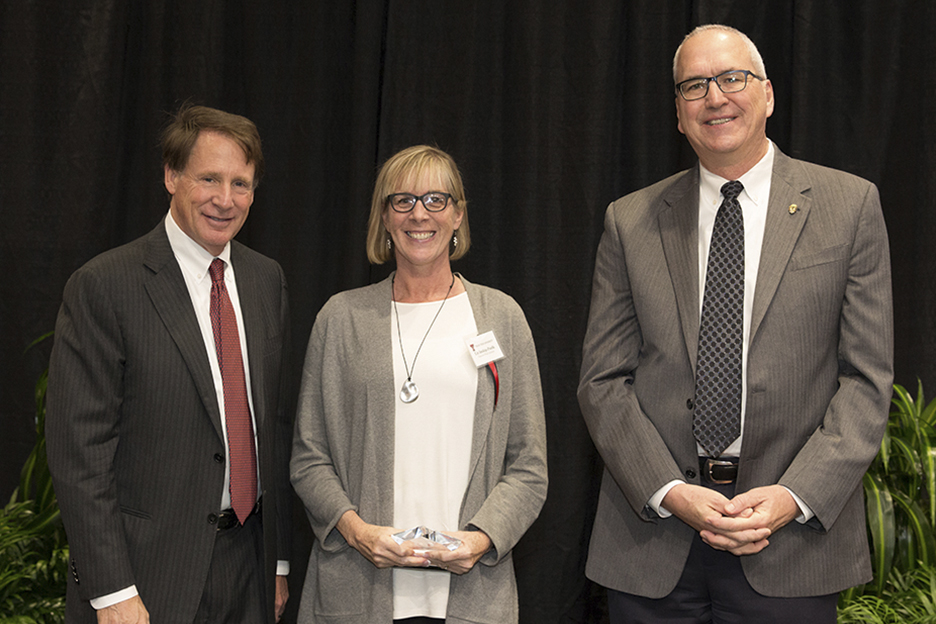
[336,510,429,569]
[423,530,492,575]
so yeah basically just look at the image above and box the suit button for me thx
[214,453,224,463]
[685,469,696,479]
[686,399,694,410]
[208,514,218,525]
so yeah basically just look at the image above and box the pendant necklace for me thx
[392,272,456,404]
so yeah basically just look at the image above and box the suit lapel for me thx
[233,245,267,429]
[659,168,702,372]
[751,151,811,340]
[143,223,224,441]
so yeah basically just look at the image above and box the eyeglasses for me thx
[386,192,454,213]
[676,69,764,101]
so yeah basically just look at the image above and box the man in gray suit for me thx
[47,105,291,623]
[578,24,893,622]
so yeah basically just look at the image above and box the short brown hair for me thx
[366,145,471,264]
[161,104,265,187]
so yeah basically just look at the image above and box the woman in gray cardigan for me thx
[290,146,548,623]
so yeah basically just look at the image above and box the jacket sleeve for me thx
[289,302,358,552]
[272,264,294,565]
[577,202,688,517]
[46,266,137,600]
[778,182,893,529]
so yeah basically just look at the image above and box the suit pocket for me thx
[311,546,365,617]
[789,244,849,271]
[120,507,156,564]
[120,506,152,520]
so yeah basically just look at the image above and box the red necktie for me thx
[209,258,258,524]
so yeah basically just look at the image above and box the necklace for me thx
[392,272,456,404]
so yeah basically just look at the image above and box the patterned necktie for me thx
[209,258,257,524]
[693,180,745,457]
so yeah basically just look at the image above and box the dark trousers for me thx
[607,481,838,624]
[194,510,266,623]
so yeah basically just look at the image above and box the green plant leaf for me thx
[927,445,936,528]
[892,490,936,569]
[893,384,916,428]
[22,331,54,355]
[880,425,892,473]
[1,333,65,623]
[922,393,936,429]
[888,436,922,495]
[865,471,896,595]
[838,583,864,609]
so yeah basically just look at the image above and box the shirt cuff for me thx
[648,480,685,518]
[90,564,288,610]
[90,585,138,610]
[782,486,814,523]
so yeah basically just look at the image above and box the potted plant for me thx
[838,381,936,622]
[0,333,67,623]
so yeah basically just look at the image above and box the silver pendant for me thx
[400,379,419,403]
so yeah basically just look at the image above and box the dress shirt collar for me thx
[699,140,775,209]
[165,210,233,282]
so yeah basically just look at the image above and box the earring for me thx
[452,233,458,249]
[386,237,392,250]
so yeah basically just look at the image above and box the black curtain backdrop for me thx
[2,1,934,622]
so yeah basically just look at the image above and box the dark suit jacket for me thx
[578,148,893,598]
[46,220,292,623]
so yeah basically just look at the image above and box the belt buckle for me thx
[703,458,737,484]
[216,510,241,532]
[216,498,261,532]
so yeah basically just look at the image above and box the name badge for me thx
[466,331,505,367]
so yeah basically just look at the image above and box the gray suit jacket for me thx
[46,221,292,623]
[578,149,893,598]
[290,274,548,624]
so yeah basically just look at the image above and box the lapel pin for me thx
[788,204,798,215]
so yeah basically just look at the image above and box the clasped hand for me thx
[337,511,490,574]
[662,484,799,555]
[420,530,492,575]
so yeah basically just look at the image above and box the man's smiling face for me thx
[675,29,774,177]
[165,130,255,256]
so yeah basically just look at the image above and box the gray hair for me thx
[672,24,767,83]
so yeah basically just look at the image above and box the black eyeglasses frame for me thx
[675,69,764,101]
[386,192,454,213]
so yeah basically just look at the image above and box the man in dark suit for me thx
[47,105,291,623]
[578,25,893,623]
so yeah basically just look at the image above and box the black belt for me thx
[216,498,261,532]
[699,457,739,484]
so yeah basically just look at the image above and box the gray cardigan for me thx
[290,274,548,623]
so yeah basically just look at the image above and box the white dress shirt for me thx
[648,143,813,523]
[91,213,286,610]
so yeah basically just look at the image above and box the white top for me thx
[696,141,773,457]
[649,142,813,523]
[90,213,282,610]
[391,292,478,619]
[648,145,773,518]
[165,210,260,511]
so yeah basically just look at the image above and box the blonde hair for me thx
[366,145,470,264]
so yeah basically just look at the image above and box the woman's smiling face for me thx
[382,166,463,274]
